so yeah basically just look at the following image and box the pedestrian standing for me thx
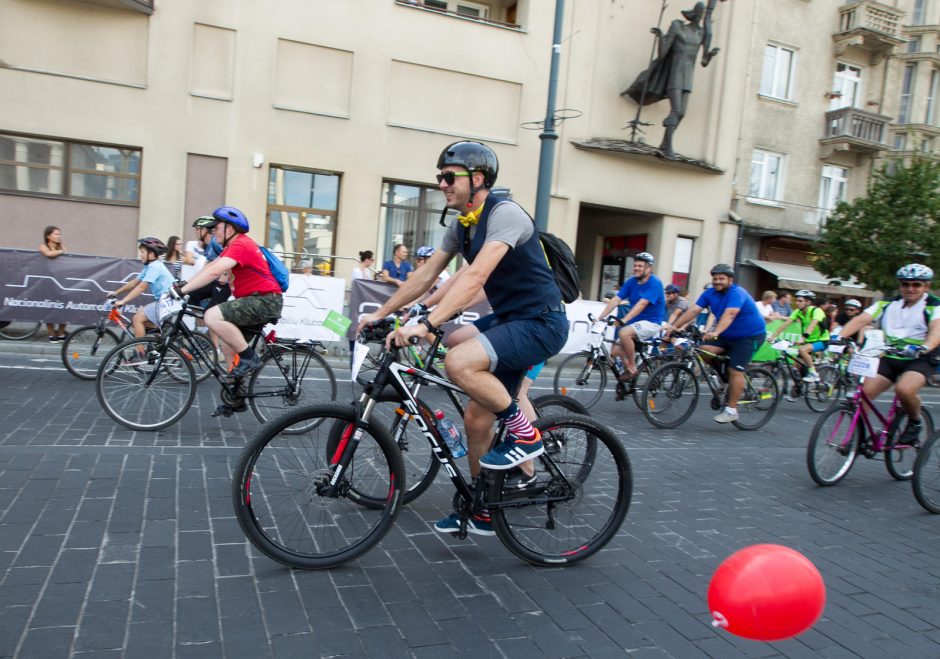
[38,226,68,341]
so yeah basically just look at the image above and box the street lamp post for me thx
[533,0,565,233]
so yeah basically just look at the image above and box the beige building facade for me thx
[734,0,937,302]
[1,0,755,300]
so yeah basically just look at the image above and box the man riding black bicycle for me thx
[178,206,282,381]
[666,263,766,424]
[356,141,569,536]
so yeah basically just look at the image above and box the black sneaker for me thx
[897,420,923,447]
[503,467,538,491]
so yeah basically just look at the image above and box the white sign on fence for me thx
[270,274,346,340]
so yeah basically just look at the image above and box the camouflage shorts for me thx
[218,293,283,328]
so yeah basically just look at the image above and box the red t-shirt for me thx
[220,234,282,298]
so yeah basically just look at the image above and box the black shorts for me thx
[877,356,934,383]
[702,334,764,372]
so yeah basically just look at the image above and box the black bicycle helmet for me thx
[437,141,499,188]
[137,237,167,256]
[192,215,217,229]
[710,263,734,276]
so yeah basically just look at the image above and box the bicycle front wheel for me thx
[806,403,860,486]
[532,393,589,417]
[552,351,607,409]
[913,430,940,513]
[96,339,196,431]
[886,408,933,481]
[61,325,122,380]
[233,403,405,569]
[171,333,217,384]
[642,363,698,429]
[804,365,840,413]
[732,366,779,430]
[488,413,632,566]
[248,345,337,432]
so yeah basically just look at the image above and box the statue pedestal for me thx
[571,138,724,174]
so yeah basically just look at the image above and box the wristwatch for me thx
[421,317,437,334]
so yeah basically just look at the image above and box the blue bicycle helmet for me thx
[897,263,933,281]
[212,206,250,233]
[416,246,435,258]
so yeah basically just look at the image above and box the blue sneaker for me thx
[433,512,495,536]
[479,431,544,470]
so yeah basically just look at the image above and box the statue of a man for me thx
[623,2,720,159]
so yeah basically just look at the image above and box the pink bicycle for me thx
[806,345,933,486]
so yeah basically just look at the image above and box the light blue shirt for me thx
[140,261,175,298]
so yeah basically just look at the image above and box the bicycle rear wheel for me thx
[806,403,860,486]
[532,393,589,416]
[732,366,779,430]
[233,403,405,569]
[886,408,933,481]
[804,364,840,413]
[248,345,337,433]
[61,325,122,380]
[0,321,42,341]
[642,363,698,429]
[488,413,632,566]
[96,339,196,431]
[552,351,607,409]
[913,431,940,513]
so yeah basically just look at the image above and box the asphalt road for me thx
[1,342,939,658]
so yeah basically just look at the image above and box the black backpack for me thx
[808,306,831,333]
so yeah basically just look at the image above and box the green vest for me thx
[790,305,829,343]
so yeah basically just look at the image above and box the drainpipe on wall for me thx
[729,208,744,278]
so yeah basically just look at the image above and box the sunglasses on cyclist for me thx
[901,281,927,288]
[436,171,470,185]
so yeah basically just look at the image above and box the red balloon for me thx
[708,544,825,641]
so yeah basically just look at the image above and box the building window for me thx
[749,149,785,201]
[0,132,141,204]
[672,237,694,290]
[894,133,908,150]
[817,165,848,224]
[830,63,862,110]
[913,0,928,25]
[908,37,922,53]
[379,181,455,270]
[899,63,917,123]
[760,44,796,101]
[266,166,340,270]
[423,0,490,18]
[927,70,940,125]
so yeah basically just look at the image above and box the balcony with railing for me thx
[820,107,892,156]
[733,197,830,239]
[61,0,153,14]
[833,0,904,58]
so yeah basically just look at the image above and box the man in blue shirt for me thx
[667,263,766,424]
[596,252,666,388]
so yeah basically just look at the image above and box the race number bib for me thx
[157,294,182,322]
[848,354,878,377]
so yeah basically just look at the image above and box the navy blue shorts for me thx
[703,334,764,371]
[472,311,569,394]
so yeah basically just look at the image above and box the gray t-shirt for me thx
[440,201,533,255]
[667,295,690,317]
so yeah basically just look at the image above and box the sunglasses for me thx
[901,281,927,288]
[436,171,470,185]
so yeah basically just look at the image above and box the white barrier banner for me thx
[270,274,346,340]
[561,300,608,353]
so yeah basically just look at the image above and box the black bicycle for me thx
[95,296,337,431]
[358,316,590,504]
[233,325,632,569]
[759,339,841,413]
[641,331,779,430]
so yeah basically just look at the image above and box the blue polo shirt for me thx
[382,259,413,282]
[617,274,666,324]
[695,284,766,339]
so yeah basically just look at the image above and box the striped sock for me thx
[501,408,538,441]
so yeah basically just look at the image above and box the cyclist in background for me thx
[666,263,766,424]
[595,252,666,383]
[838,264,940,444]
[178,207,282,379]
[109,237,175,359]
[766,289,829,383]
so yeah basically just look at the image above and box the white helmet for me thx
[844,299,862,308]
[634,252,655,264]
[795,289,816,300]
[896,263,933,281]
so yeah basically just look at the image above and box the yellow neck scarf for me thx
[457,204,484,228]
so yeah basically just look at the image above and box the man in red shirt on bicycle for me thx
[178,206,283,380]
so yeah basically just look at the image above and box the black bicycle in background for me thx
[95,296,337,431]
[233,323,633,569]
